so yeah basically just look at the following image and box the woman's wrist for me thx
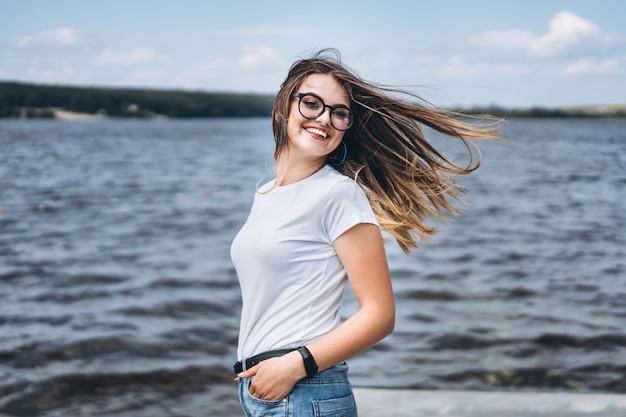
[284,350,308,380]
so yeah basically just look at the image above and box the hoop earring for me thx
[277,118,287,145]
[329,141,347,167]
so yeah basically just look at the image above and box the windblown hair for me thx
[272,49,502,253]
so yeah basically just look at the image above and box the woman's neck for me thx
[275,157,326,186]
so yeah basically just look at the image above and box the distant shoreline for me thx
[0,81,274,119]
[451,104,626,119]
[1,81,625,119]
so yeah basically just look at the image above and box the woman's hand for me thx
[236,350,307,401]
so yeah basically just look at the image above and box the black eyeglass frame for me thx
[291,93,354,131]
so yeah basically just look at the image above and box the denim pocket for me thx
[312,394,357,417]
[248,388,287,406]
[240,378,287,416]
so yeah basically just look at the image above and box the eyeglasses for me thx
[291,93,354,131]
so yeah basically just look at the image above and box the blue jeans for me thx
[238,362,357,417]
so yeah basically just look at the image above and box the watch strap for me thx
[297,346,319,378]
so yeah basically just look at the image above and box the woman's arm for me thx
[238,223,395,400]
[307,222,395,370]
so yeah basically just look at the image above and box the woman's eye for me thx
[333,110,349,119]
[303,99,321,109]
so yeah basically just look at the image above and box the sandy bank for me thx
[52,108,105,120]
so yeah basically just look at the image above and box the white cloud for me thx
[238,45,282,70]
[95,48,156,66]
[439,57,529,79]
[15,27,80,47]
[561,57,619,75]
[473,29,535,53]
[473,11,622,56]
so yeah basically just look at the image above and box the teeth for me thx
[306,128,327,138]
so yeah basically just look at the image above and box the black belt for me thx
[233,349,295,374]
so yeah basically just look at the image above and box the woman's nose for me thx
[316,107,332,125]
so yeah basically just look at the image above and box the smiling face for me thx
[285,73,349,166]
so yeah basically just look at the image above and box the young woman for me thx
[230,49,501,416]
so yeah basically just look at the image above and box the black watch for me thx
[297,346,319,378]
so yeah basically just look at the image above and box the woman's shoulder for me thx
[316,166,367,200]
[317,165,355,186]
[257,178,277,193]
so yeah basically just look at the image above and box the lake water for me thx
[1,118,625,416]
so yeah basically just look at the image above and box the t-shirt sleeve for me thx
[321,178,379,242]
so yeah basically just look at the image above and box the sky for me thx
[1,0,625,108]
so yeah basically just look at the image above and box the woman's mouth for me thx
[305,127,328,139]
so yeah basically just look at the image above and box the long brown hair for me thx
[272,49,502,253]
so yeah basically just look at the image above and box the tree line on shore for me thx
[0,81,274,119]
[1,81,624,119]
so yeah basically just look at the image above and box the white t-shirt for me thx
[231,165,378,360]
